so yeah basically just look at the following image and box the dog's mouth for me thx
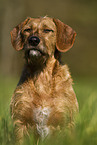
[25,47,48,65]
[28,48,44,57]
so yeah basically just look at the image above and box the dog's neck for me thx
[17,57,59,86]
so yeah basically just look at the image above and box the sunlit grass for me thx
[0,76,97,145]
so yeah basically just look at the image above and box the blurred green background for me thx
[0,0,97,77]
[0,0,97,144]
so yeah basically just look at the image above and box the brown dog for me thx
[10,16,78,142]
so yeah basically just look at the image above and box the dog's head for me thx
[10,16,76,65]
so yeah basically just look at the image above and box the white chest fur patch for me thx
[33,107,50,139]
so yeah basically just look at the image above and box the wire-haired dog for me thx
[10,16,78,143]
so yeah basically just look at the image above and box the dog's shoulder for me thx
[53,60,71,81]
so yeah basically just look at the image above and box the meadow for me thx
[0,76,97,145]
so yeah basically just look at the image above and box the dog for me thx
[10,16,78,143]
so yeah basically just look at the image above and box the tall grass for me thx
[0,76,97,145]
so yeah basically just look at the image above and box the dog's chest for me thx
[21,64,71,138]
[32,72,53,135]
[29,71,67,138]
[33,106,50,139]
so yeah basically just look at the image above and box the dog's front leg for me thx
[14,123,30,144]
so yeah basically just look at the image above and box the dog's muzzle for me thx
[27,36,42,58]
[25,36,48,65]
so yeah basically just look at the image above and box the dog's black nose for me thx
[29,36,40,46]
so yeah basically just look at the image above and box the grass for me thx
[0,75,97,145]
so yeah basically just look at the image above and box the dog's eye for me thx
[24,28,32,32]
[43,29,54,33]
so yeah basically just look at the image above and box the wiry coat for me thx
[10,16,78,142]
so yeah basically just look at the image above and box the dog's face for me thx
[10,17,76,65]
[22,17,57,65]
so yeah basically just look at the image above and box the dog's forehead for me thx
[27,17,56,29]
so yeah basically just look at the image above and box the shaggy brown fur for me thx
[10,16,78,143]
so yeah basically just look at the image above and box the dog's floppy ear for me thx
[10,17,31,51]
[53,18,76,52]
